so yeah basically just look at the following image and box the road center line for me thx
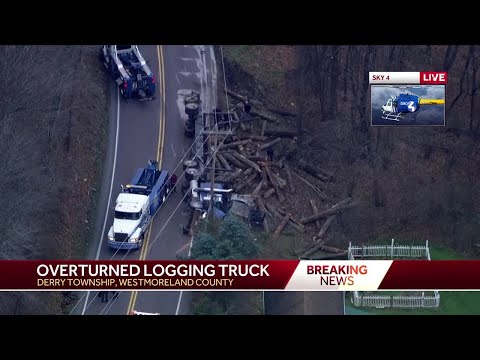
[127,45,164,315]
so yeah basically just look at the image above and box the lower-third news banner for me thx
[1,260,480,291]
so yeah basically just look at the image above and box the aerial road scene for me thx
[1,45,480,315]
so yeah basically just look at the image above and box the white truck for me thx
[107,160,171,250]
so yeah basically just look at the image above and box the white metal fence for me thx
[348,239,440,309]
[348,239,431,260]
[351,291,440,309]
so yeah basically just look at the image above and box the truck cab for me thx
[107,161,170,250]
[100,45,156,101]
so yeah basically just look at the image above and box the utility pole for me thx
[208,118,218,220]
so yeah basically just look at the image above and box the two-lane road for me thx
[80,45,217,315]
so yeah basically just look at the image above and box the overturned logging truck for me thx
[180,88,358,258]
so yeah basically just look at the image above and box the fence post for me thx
[391,238,394,258]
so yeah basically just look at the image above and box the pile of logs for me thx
[216,89,359,258]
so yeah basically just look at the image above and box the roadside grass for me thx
[348,240,480,315]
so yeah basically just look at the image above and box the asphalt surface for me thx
[80,45,218,315]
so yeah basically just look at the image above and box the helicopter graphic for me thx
[381,92,445,121]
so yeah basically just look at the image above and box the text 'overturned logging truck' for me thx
[107,160,172,250]
[100,45,156,101]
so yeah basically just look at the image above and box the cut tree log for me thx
[298,159,331,182]
[242,135,268,142]
[284,163,295,194]
[255,196,269,233]
[265,166,285,203]
[275,208,305,233]
[274,213,291,236]
[293,172,330,201]
[264,202,282,219]
[271,172,287,189]
[263,188,276,199]
[252,178,264,196]
[250,110,278,124]
[226,89,297,118]
[259,161,284,168]
[231,151,262,173]
[300,243,344,258]
[224,169,244,182]
[261,168,269,189]
[261,120,267,136]
[219,139,252,150]
[249,155,268,162]
[238,146,248,158]
[313,215,336,243]
[216,153,231,171]
[321,245,344,253]
[264,129,297,138]
[259,137,281,150]
[223,153,247,169]
[300,198,358,224]
[309,200,321,229]
[236,172,259,192]
[226,89,261,106]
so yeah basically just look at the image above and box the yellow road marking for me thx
[127,45,165,315]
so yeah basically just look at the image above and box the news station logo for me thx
[369,72,447,126]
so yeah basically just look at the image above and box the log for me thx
[263,188,276,199]
[300,243,343,258]
[219,139,252,150]
[255,196,269,232]
[223,153,247,169]
[230,151,262,173]
[300,199,358,224]
[236,172,259,192]
[259,137,281,151]
[264,129,297,138]
[298,159,331,182]
[272,172,287,189]
[313,215,336,243]
[264,202,283,219]
[250,110,278,124]
[216,153,231,171]
[275,208,305,233]
[258,161,284,168]
[261,169,269,189]
[226,89,260,106]
[274,213,291,236]
[252,178,264,196]
[265,166,285,203]
[293,173,330,201]
[224,169,244,182]
[238,146,248,158]
[321,245,344,253]
[261,120,267,136]
[241,135,268,142]
[249,155,268,162]
[284,163,295,194]
[309,200,321,229]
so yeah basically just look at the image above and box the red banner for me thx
[0,260,480,291]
